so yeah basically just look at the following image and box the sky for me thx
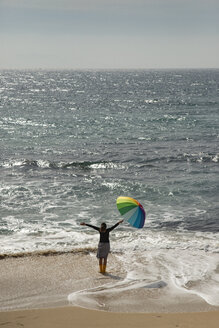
[0,0,219,69]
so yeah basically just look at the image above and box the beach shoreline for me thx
[0,243,218,328]
[1,252,219,313]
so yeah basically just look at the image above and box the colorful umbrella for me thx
[116,196,146,229]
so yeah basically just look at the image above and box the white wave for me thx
[165,250,219,306]
[68,233,219,310]
[2,116,55,128]
[0,159,48,169]
[212,154,219,162]
[90,162,126,170]
[37,159,51,168]
[1,160,24,168]
[144,99,158,104]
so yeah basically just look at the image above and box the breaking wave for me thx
[0,159,126,171]
[0,152,218,172]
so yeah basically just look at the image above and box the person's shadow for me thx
[97,272,123,281]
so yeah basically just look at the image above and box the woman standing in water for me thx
[80,220,123,274]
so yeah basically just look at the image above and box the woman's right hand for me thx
[80,222,86,226]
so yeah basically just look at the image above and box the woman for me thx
[80,220,123,274]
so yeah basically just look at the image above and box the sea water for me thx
[0,69,219,309]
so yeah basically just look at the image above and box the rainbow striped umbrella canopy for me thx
[116,196,146,229]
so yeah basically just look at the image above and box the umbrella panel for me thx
[128,207,145,229]
[117,203,138,215]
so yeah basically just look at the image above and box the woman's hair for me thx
[100,222,107,232]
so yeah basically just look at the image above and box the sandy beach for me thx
[0,251,219,327]
[1,251,218,312]
[0,307,219,328]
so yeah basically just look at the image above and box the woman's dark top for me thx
[85,222,120,243]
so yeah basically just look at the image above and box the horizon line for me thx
[0,67,219,71]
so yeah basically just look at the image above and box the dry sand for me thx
[0,307,219,328]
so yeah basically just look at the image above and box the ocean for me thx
[0,69,219,310]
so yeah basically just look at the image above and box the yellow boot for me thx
[102,265,106,274]
[99,264,103,273]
